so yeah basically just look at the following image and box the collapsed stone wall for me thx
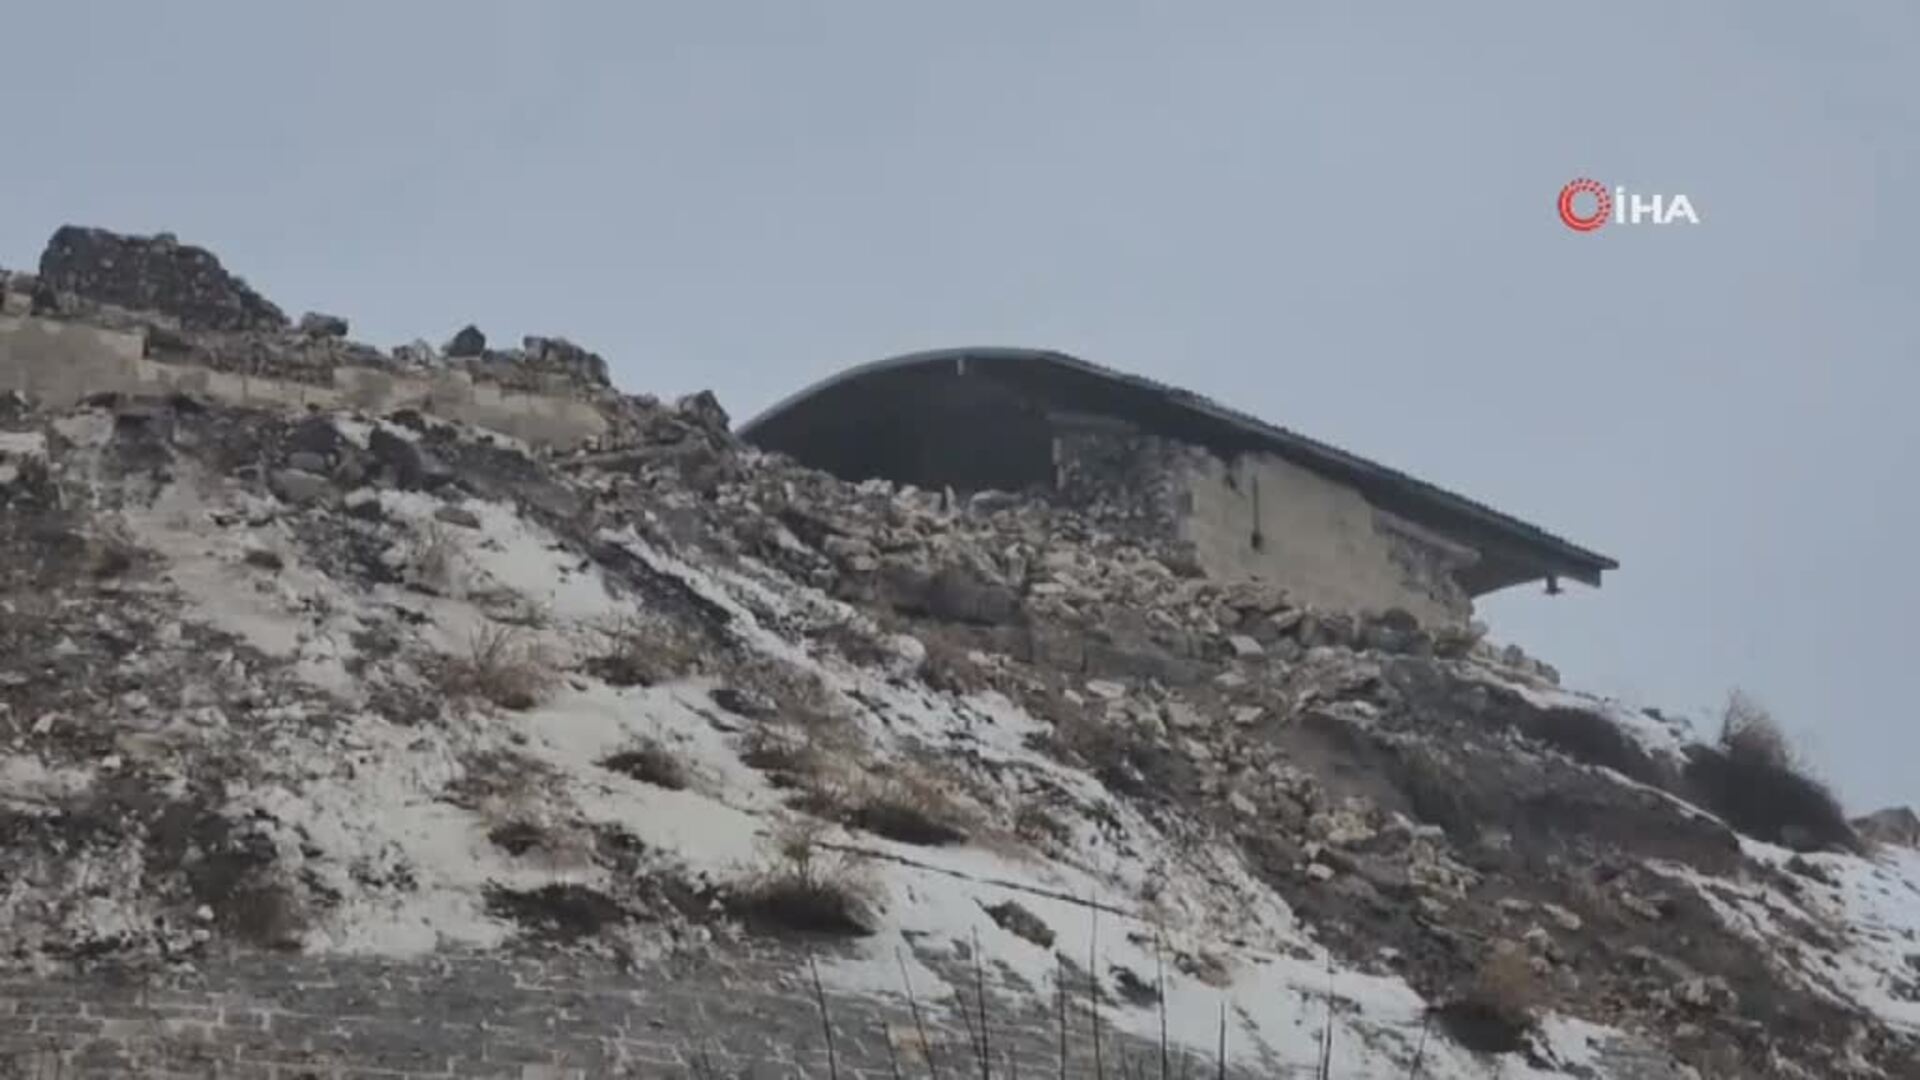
[1,228,637,452]
[1051,414,1194,548]
[1051,415,1474,624]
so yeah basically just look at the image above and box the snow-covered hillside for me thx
[4,387,1916,1079]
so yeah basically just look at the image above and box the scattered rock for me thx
[434,505,482,529]
[298,311,349,338]
[269,468,336,506]
[1225,634,1264,658]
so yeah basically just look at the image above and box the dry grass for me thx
[441,624,558,711]
[729,816,879,937]
[725,653,838,717]
[587,613,705,688]
[840,762,975,847]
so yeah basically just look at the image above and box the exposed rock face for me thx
[1854,806,1920,848]
[37,226,289,332]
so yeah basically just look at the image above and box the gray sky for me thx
[4,3,1915,810]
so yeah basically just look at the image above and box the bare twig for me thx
[1156,935,1170,1080]
[1216,999,1228,1080]
[1316,958,1335,1080]
[899,947,946,1080]
[808,950,841,1080]
[1058,952,1071,1080]
[1407,1009,1432,1079]
[975,927,992,1080]
[1090,904,1106,1080]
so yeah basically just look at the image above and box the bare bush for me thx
[1683,690,1857,852]
[844,771,972,847]
[1719,690,1792,769]
[1434,943,1539,1054]
[729,817,878,937]
[601,737,691,790]
[442,624,557,711]
[587,613,704,688]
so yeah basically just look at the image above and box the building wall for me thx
[1053,420,1474,623]
[0,315,610,450]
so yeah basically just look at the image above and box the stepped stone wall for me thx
[0,314,610,451]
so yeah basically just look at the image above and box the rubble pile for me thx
[1,227,1917,1078]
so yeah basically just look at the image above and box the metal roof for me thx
[738,347,1617,588]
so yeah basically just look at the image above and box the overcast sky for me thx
[4,3,1915,810]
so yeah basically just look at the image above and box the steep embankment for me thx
[2,382,1917,1080]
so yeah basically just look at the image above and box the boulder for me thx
[446,325,487,358]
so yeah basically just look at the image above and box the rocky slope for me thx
[1,229,1918,1079]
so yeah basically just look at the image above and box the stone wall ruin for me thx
[1051,417,1474,623]
[0,228,623,452]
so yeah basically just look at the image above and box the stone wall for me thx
[0,315,611,452]
[1052,419,1474,624]
[0,943,1289,1080]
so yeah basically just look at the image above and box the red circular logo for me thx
[1558,178,1611,232]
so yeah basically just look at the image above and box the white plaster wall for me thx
[0,314,609,450]
[1171,444,1472,624]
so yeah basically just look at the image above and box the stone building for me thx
[738,347,1616,624]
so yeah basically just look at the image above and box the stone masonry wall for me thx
[1052,417,1474,624]
[0,943,1298,1080]
[0,315,611,452]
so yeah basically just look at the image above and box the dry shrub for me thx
[588,613,704,688]
[443,624,557,710]
[1684,690,1856,852]
[1012,796,1075,850]
[844,773,971,847]
[729,817,878,937]
[600,737,691,790]
[1719,690,1793,769]
[920,636,986,694]
[739,717,865,795]
[1435,944,1539,1054]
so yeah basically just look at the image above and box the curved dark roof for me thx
[738,347,1617,590]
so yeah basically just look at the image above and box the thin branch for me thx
[899,946,946,1080]
[808,950,841,1080]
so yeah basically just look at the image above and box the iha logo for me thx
[1557,178,1700,232]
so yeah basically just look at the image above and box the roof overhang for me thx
[738,347,1618,595]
